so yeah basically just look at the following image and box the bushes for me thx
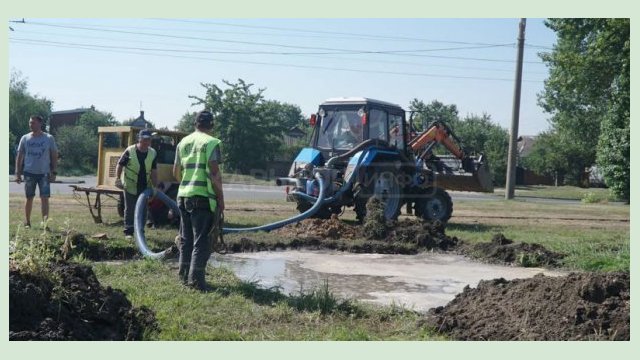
[55,125,99,175]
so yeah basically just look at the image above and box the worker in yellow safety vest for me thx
[115,129,158,238]
[172,110,225,291]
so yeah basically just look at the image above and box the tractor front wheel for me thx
[416,187,453,223]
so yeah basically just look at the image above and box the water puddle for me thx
[211,250,566,312]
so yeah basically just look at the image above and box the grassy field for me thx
[493,185,618,202]
[9,194,629,272]
[8,193,629,340]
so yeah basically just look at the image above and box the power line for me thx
[9,39,545,83]
[153,18,551,50]
[8,36,511,56]
[14,20,544,64]
[11,31,547,75]
[10,35,548,75]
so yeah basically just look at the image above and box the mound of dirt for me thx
[462,233,565,267]
[9,262,157,340]
[60,231,139,261]
[388,218,459,251]
[274,215,360,240]
[423,272,629,340]
[271,219,562,266]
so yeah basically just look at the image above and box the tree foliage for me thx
[408,99,459,131]
[55,125,99,175]
[409,99,509,186]
[9,71,53,173]
[78,109,118,134]
[175,111,197,133]
[533,18,629,198]
[189,79,303,173]
[453,114,509,186]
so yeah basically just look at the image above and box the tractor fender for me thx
[344,147,403,185]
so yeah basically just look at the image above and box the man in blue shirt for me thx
[14,115,58,229]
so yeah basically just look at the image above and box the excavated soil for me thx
[61,232,139,261]
[9,262,157,340]
[422,272,630,340]
[268,218,561,266]
[460,233,566,267]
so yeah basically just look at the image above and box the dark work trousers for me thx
[124,191,147,236]
[178,197,214,289]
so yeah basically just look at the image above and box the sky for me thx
[9,18,557,135]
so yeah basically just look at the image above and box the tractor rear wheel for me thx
[354,167,402,222]
[416,187,453,223]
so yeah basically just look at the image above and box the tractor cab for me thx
[311,97,408,158]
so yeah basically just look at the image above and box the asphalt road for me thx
[8,175,598,205]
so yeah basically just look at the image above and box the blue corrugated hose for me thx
[133,173,327,259]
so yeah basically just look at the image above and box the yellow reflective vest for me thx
[177,131,221,212]
[121,145,156,195]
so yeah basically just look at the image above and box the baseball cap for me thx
[138,129,153,140]
[196,110,214,125]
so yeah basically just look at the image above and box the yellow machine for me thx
[72,126,187,223]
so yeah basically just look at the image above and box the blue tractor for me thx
[276,97,493,223]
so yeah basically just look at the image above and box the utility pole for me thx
[505,18,526,199]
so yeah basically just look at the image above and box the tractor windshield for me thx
[317,109,363,150]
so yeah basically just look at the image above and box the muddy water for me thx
[210,250,566,312]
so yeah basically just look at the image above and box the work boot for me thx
[178,265,189,286]
[188,267,207,292]
[187,279,207,292]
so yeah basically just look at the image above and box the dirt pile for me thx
[9,262,157,340]
[462,233,565,267]
[57,230,139,260]
[423,272,630,340]
[388,219,459,251]
[270,219,562,264]
[274,215,360,240]
[362,198,388,239]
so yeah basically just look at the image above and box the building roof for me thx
[287,126,306,137]
[129,110,153,128]
[50,107,92,115]
[321,97,402,109]
[518,135,538,158]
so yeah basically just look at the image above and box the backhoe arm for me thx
[408,122,465,159]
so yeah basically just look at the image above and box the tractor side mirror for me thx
[309,114,317,127]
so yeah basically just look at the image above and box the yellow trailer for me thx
[71,126,187,223]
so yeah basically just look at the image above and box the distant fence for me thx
[516,167,554,186]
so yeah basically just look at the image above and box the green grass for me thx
[493,185,618,202]
[9,193,629,340]
[92,259,435,340]
[447,200,629,272]
[9,194,630,272]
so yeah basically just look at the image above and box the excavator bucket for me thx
[431,155,494,193]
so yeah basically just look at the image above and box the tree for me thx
[9,70,53,173]
[77,108,120,148]
[55,125,98,175]
[77,109,118,135]
[453,114,509,186]
[538,18,629,197]
[175,111,197,133]
[189,79,290,173]
[409,99,459,131]
[521,131,574,184]
[409,98,509,186]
